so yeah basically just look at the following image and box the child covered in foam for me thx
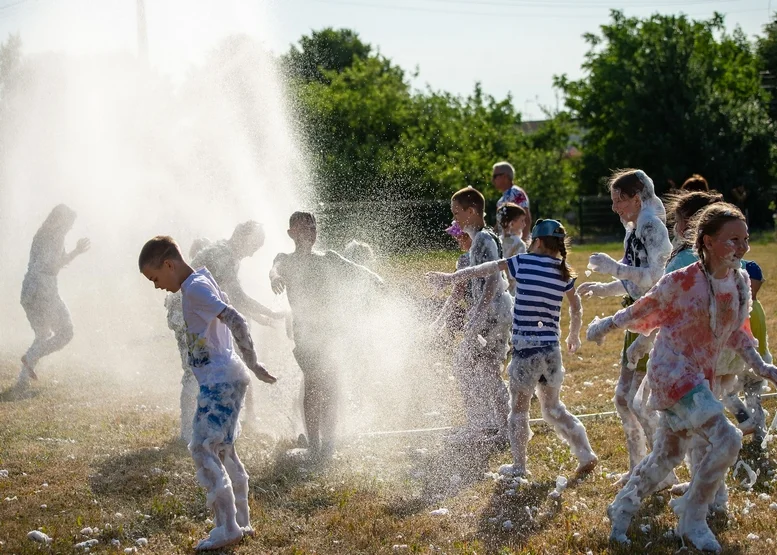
[139,236,277,551]
[587,203,777,552]
[578,169,672,482]
[428,219,597,478]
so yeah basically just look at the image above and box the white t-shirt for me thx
[181,267,248,386]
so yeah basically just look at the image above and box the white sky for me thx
[0,0,773,120]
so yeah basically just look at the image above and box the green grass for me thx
[2,242,777,553]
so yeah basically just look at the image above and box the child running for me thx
[428,219,597,477]
[577,169,672,481]
[587,203,777,552]
[139,236,277,551]
[270,212,383,461]
[17,204,90,389]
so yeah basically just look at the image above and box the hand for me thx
[425,271,453,292]
[271,276,285,295]
[251,363,277,384]
[588,253,619,277]
[75,238,91,254]
[626,334,652,370]
[566,334,581,354]
[271,310,286,320]
[586,316,615,345]
[577,282,601,298]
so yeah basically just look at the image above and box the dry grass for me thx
[2,242,777,554]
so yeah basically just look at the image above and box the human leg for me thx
[537,383,598,474]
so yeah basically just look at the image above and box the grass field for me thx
[2,242,777,554]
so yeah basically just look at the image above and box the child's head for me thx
[44,204,77,233]
[529,219,575,282]
[445,220,472,252]
[450,187,485,228]
[230,220,265,258]
[680,174,709,192]
[189,237,211,259]
[343,240,376,267]
[491,161,515,193]
[691,203,749,270]
[665,190,724,239]
[288,211,317,247]
[138,235,188,293]
[496,203,527,236]
[608,169,645,224]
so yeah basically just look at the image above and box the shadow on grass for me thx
[0,384,41,402]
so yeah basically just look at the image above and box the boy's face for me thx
[142,260,182,293]
[288,220,317,248]
[451,200,478,228]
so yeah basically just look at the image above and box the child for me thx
[577,169,672,481]
[269,212,383,460]
[165,237,212,443]
[587,203,777,552]
[139,236,276,551]
[445,187,512,443]
[192,221,285,427]
[343,239,376,268]
[497,203,528,294]
[430,221,473,336]
[17,204,90,389]
[428,219,598,478]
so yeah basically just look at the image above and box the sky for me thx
[0,0,773,120]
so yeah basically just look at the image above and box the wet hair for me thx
[496,202,526,228]
[608,169,644,198]
[138,235,184,271]
[532,222,575,282]
[492,161,515,181]
[665,190,725,257]
[289,211,316,228]
[680,174,709,192]
[231,220,264,244]
[451,186,485,214]
[343,240,375,266]
[690,203,746,268]
[189,237,211,259]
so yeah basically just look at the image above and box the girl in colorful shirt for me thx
[578,169,672,479]
[587,203,777,552]
[428,219,597,478]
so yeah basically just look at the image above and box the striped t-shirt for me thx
[506,253,575,343]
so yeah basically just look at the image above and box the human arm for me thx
[565,286,582,354]
[269,255,286,295]
[577,279,627,299]
[426,259,508,291]
[224,284,283,325]
[588,220,671,290]
[731,331,777,385]
[217,306,276,384]
[625,331,656,369]
[60,238,90,268]
[430,282,466,334]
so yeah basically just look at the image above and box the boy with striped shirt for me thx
[428,219,597,478]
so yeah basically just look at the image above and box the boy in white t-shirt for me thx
[139,236,276,551]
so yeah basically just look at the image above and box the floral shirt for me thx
[612,261,754,410]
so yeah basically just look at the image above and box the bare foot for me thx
[194,526,243,551]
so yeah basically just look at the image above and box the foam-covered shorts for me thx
[190,381,247,449]
[662,383,724,433]
[508,342,564,392]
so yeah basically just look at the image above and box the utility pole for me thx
[137,0,148,67]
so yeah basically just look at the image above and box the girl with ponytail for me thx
[426,219,598,478]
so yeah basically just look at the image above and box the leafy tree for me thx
[757,12,777,122]
[556,11,776,224]
[282,28,372,83]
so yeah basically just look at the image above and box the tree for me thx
[757,12,777,122]
[282,28,372,84]
[555,11,776,225]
